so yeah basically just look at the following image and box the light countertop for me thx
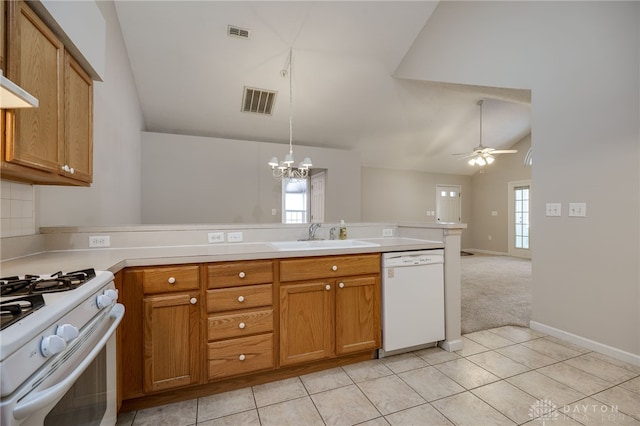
[0,237,444,276]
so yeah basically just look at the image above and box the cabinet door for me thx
[143,292,201,393]
[64,53,93,183]
[279,281,333,366]
[335,276,381,355]
[5,1,64,172]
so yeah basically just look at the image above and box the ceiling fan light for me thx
[468,158,476,166]
[476,157,486,166]
[485,155,495,165]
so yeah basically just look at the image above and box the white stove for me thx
[0,268,124,425]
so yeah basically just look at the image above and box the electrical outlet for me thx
[271,208,277,216]
[491,211,498,216]
[207,232,224,243]
[569,202,587,217]
[546,203,561,217]
[227,232,243,242]
[382,228,393,237]
[89,236,110,248]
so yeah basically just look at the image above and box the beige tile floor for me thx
[116,326,640,426]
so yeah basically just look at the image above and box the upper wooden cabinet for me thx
[2,0,93,185]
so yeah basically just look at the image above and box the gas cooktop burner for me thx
[0,268,96,297]
[0,294,45,330]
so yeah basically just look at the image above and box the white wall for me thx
[141,132,362,224]
[361,167,471,247]
[36,1,143,227]
[398,1,640,355]
[468,135,531,253]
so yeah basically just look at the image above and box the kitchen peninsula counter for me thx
[0,222,465,353]
[0,237,444,276]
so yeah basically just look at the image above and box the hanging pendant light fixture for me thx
[467,100,495,166]
[268,49,312,180]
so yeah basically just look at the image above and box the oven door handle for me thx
[13,303,125,420]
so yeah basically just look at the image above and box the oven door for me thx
[4,303,124,426]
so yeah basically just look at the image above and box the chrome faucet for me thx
[308,223,321,240]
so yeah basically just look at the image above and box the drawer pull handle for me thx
[168,277,176,284]
[325,284,331,291]
[239,272,246,278]
[239,322,246,329]
[190,297,197,305]
[239,354,246,361]
[331,265,338,271]
[339,282,345,288]
[238,296,245,303]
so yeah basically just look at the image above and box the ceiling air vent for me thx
[228,25,250,39]
[242,87,277,115]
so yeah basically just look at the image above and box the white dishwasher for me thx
[379,249,445,357]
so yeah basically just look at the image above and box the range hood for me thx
[0,70,39,108]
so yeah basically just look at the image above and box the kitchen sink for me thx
[269,239,380,251]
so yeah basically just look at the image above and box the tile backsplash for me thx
[1,181,36,237]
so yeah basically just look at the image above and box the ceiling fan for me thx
[453,100,517,166]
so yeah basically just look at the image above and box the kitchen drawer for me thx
[207,260,273,289]
[208,333,274,380]
[279,254,380,282]
[208,308,273,341]
[207,284,272,313]
[142,265,200,294]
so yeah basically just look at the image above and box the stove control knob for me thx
[96,294,114,309]
[41,335,67,357]
[56,324,79,343]
[104,289,119,302]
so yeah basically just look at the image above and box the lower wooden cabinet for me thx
[206,261,275,381]
[143,291,201,393]
[117,265,202,400]
[335,276,381,355]
[279,254,381,367]
[117,255,381,408]
[279,281,333,366]
[207,333,274,380]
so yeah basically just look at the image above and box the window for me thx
[282,178,309,223]
[514,185,530,249]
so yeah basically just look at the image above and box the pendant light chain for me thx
[288,48,294,157]
[268,48,313,180]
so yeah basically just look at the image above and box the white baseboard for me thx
[462,248,509,256]
[530,321,640,367]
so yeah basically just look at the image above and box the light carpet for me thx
[461,253,532,334]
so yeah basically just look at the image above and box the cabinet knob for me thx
[190,297,197,305]
[238,296,245,303]
[325,284,331,291]
[339,282,345,289]
[168,277,176,284]
[332,265,338,271]
[239,354,246,361]
[238,272,246,278]
[239,322,246,329]
[69,167,75,174]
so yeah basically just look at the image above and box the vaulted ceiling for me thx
[114,1,531,176]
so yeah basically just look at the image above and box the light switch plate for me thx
[546,203,561,217]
